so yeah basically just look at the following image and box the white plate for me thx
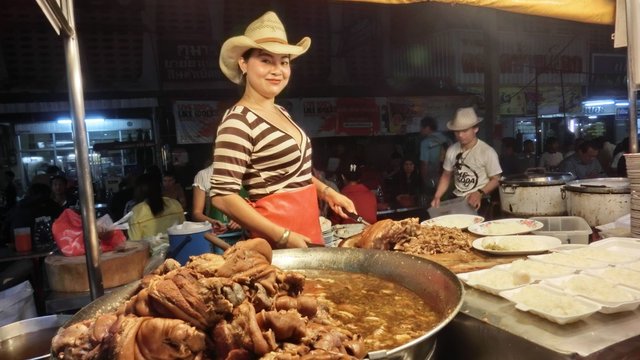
[421,214,484,229]
[621,260,640,272]
[541,274,640,314]
[499,284,601,324]
[332,224,366,239]
[457,268,533,295]
[528,252,609,270]
[468,218,544,236]
[472,235,561,255]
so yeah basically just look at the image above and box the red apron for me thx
[249,184,323,246]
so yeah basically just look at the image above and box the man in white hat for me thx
[430,107,502,213]
[210,11,356,249]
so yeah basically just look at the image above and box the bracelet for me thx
[477,188,485,195]
[275,228,290,247]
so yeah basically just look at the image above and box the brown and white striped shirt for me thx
[209,105,313,200]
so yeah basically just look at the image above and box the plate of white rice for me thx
[500,284,601,324]
[458,268,532,295]
[542,274,640,314]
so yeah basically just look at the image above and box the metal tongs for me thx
[345,210,371,226]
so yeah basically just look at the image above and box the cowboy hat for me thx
[446,107,483,131]
[219,11,311,84]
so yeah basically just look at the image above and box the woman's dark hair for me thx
[341,163,363,183]
[135,173,164,216]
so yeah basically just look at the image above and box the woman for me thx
[390,159,422,207]
[128,173,185,241]
[211,11,355,248]
[192,162,242,252]
[334,164,376,225]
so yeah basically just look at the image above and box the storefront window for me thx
[15,119,153,193]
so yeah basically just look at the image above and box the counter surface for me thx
[457,286,640,358]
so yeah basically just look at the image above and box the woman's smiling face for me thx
[240,49,291,98]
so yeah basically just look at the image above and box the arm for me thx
[204,232,231,251]
[430,170,452,208]
[211,193,308,248]
[466,174,501,210]
[191,187,226,233]
[312,176,355,219]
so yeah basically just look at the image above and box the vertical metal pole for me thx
[627,0,638,153]
[63,0,104,299]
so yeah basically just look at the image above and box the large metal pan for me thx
[56,248,464,360]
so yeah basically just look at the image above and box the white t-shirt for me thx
[539,152,563,169]
[443,140,502,197]
[193,164,214,192]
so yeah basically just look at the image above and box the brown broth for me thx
[299,269,442,351]
[0,328,58,359]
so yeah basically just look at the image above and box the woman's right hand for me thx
[430,197,441,208]
[283,231,309,249]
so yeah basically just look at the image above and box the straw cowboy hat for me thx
[446,107,483,131]
[219,11,311,84]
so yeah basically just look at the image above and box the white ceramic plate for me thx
[332,224,366,239]
[421,214,484,229]
[541,274,640,314]
[468,218,544,236]
[499,284,601,325]
[472,235,561,255]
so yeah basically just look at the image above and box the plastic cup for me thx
[14,227,32,252]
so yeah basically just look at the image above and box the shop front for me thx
[14,117,154,198]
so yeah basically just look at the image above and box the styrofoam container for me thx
[529,216,592,244]
[499,284,601,325]
[528,252,609,270]
[541,274,640,314]
[457,268,533,295]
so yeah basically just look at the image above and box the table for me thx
[0,246,55,315]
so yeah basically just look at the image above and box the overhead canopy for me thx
[342,0,615,25]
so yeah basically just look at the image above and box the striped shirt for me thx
[210,105,313,200]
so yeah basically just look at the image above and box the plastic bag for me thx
[0,280,37,327]
[52,208,126,256]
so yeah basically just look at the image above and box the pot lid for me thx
[564,177,630,194]
[500,171,576,186]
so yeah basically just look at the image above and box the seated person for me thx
[539,137,563,171]
[333,164,377,225]
[128,173,185,240]
[389,158,422,207]
[558,140,606,179]
[518,139,536,170]
[192,163,243,252]
[50,175,78,209]
[499,137,520,176]
[162,170,187,209]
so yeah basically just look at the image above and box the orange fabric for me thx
[249,184,322,245]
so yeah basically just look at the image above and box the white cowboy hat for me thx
[219,11,311,84]
[446,107,483,131]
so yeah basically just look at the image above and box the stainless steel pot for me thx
[499,171,575,217]
[0,315,70,360]
[58,248,464,360]
[562,177,630,227]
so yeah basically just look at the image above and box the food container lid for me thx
[167,221,212,235]
[500,171,575,186]
[563,177,630,194]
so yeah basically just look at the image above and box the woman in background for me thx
[333,164,377,225]
[128,173,184,240]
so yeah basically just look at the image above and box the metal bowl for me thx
[58,248,463,360]
[0,315,71,360]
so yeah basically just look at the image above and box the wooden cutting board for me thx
[339,235,523,274]
[45,241,149,292]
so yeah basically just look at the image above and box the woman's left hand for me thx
[325,189,356,219]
